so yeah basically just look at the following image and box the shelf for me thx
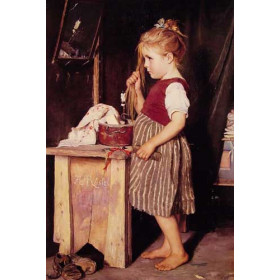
[213,178,234,187]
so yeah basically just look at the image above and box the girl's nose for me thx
[144,59,149,68]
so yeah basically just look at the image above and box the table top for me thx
[46,144,132,159]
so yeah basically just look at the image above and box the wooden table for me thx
[46,145,132,268]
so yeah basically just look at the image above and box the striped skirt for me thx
[129,113,195,217]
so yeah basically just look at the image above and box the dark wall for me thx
[46,0,234,253]
[46,0,95,147]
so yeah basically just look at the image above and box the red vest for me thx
[141,78,189,126]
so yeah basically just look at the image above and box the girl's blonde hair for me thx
[126,19,187,120]
[137,19,187,89]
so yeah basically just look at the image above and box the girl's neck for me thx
[161,65,183,80]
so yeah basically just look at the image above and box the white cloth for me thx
[224,109,234,138]
[58,103,120,147]
[165,82,190,119]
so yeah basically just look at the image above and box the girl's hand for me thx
[126,71,141,92]
[136,141,156,161]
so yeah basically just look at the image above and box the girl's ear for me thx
[166,52,174,64]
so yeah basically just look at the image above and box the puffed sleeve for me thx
[165,82,190,119]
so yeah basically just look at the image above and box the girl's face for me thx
[142,46,170,80]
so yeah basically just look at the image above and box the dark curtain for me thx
[181,0,234,229]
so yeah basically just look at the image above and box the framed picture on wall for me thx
[52,0,104,65]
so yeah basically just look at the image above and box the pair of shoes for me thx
[54,253,72,270]
[70,254,97,275]
[61,263,83,280]
[61,254,97,280]
[47,253,72,279]
[47,253,97,280]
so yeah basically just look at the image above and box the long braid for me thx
[125,43,145,121]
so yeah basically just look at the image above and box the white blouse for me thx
[165,82,190,119]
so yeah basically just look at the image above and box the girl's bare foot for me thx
[141,246,170,259]
[155,252,189,271]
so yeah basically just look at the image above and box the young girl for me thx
[126,19,195,271]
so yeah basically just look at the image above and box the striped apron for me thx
[129,113,195,217]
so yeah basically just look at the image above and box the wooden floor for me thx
[46,225,234,280]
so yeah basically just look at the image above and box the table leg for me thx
[104,159,132,268]
[53,156,73,254]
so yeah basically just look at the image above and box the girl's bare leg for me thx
[141,214,181,259]
[154,215,189,271]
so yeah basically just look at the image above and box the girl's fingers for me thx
[136,150,143,158]
[136,150,148,161]
[134,71,140,78]
[126,74,139,87]
[131,77,137,83]
[131,74,138,82]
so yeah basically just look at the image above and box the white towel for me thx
[224,109,234,138]
[58,103,120,147]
